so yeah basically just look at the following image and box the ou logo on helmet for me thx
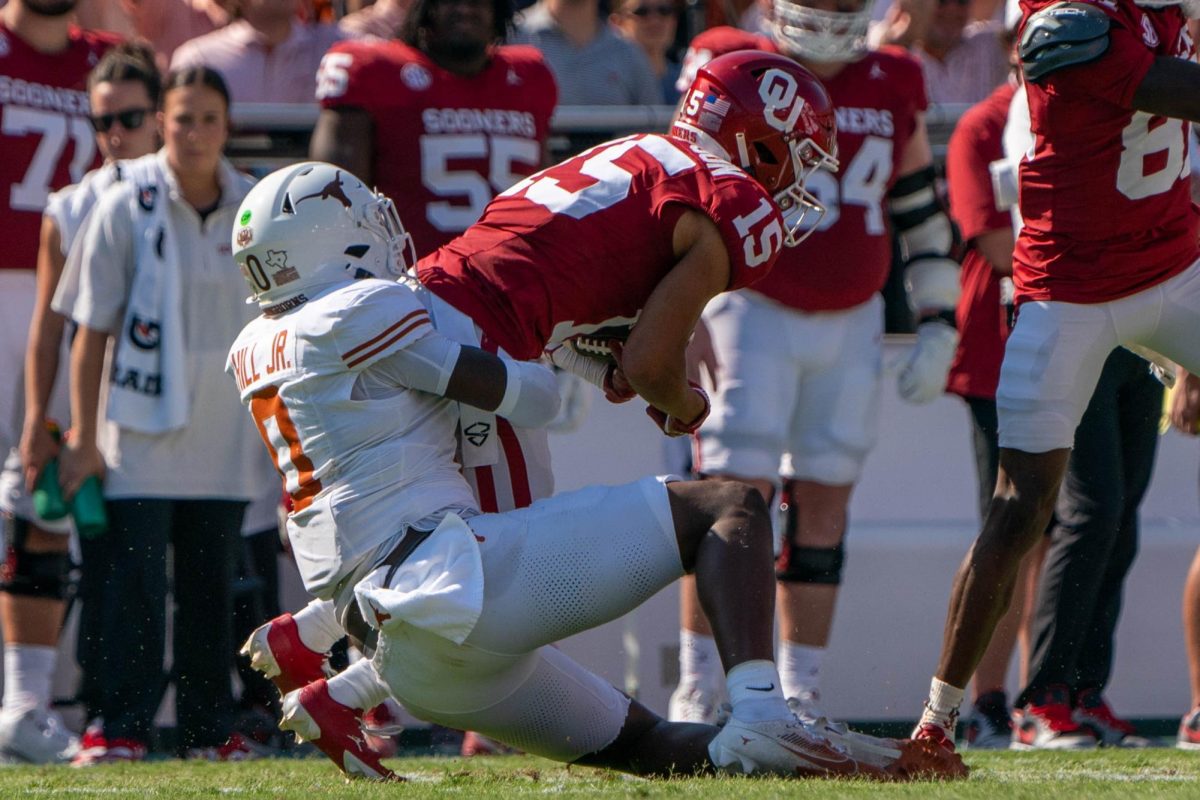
[758,68,806,133]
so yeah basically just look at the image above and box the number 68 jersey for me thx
[1014,0,1199,305]
[417,132,786,361]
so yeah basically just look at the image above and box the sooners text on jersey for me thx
[1014,0,1198,303]
[0,24,115,271]
[317,41,557,257]
[678,27,928,311]
[417,132,786,361]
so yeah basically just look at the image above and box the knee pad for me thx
[775,537,846,585]
[0,516,71,600]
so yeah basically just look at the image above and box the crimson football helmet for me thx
[672,50,837,246]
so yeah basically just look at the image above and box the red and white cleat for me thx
[280,680,403,782]
[911,721,957,753]
[241,613,331,695]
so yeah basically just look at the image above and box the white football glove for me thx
[898,322,958,404]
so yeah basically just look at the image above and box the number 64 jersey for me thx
[417,133,786,361]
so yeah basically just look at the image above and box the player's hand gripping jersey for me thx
[678,27,928,311]
[1014,0,1199,303]
[417,132,786,361]
[316,41,556,254]
[0,23,116,270]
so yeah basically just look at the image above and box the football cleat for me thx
[668,682,723,725]
[911,721,957,753]
[963,692,1014,750]
[1012,686,1096,750]
[708,715,873,778]
[1072,688,1148,748]
[280,680,403,782]
[70,723,147,767]
[0,707,80,764]
[241,613,332,695]
[460,730,518,757]
[1177,706,1200,750]
[785,689,828,725]
[184,732,265,761]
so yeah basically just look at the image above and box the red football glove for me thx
[646,381,710,437]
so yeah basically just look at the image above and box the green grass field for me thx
[3,750,1200,799]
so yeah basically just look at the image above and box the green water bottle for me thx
[71,475,108,539]
[31,422,69,521]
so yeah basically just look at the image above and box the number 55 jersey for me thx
[417,133,786,361]
[316,40,557,256]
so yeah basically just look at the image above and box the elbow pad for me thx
[495,359,562,428]
[889,166,960,314]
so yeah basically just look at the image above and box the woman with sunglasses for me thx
[54,66,262,765]
[610,0,683,103]
[2,40,158,766]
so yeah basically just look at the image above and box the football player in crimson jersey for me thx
[665,0,961,727]
[419,49,839,439]
[312,0,556,552]
[241,49,839,774]
[914,0,1200,751]
[228,162,965,782]
[0,0,116,764]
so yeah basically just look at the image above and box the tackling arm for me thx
[366,332,561,429]
[310,108,374,185]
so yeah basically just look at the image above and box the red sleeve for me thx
[1037,13,1154,108]
[880,46,930,115]
[703,177,784,290]
[946,108,1009,242]
[317,41,396,109]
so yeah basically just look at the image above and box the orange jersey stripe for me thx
[342,309,428,361]
[344,316,430,368]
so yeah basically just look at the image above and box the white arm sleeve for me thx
[359,332,561,427]
[494,358,562,428]
[357,330,462,398]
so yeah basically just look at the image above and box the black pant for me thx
[233,527,283,713]
[78,498,245,748]
[1018,348,1162,704]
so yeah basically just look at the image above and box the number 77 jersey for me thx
[316,40,557,257]
[417,132,787,361]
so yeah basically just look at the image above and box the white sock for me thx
[679,629,722,689]
[777,640,824,700]
[1,644,56,719]
[919,677,965,730]
[291,599,344,653]
[726,660,790,722]
[326,659,390,711]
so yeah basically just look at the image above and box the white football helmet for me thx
[232,162,416,309]
[772,0,875,64]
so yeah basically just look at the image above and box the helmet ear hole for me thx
[754,142,779,164]
[344,244,370,258]
[281,194,296,215]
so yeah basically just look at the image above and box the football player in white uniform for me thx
[226,162,964,781]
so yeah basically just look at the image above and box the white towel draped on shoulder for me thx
[106,154,189,434]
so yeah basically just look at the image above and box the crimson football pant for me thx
[1016,348,1162,705]
[78,498,245,749]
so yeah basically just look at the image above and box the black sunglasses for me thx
[630,4,676,16]
[89,107,153,133]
